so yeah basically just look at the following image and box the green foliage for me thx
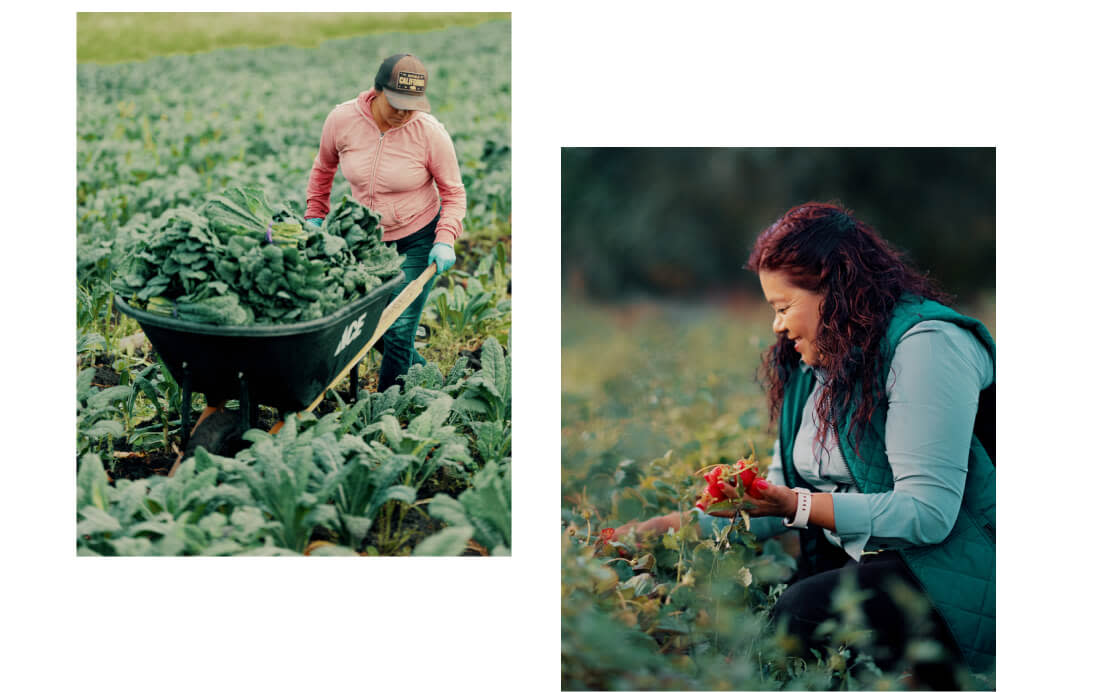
[76,340,510,556]
[77,279,114,356]
[77,368,132,456]
[416,458,511,556]
[77,13,509,64]
[77,20,510,286]
[75,20,511,558]
[119,356,202,453]
[426,240,510,335]
[233,415,354,552]
[452,336,511,424]
[332,442,417,549]
[469,419,512,466]
[562,301,983,689]
[361,394,473,491]
[77,451,292,556]
[427,275,510,335]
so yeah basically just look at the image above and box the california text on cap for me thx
[375,54,431,112]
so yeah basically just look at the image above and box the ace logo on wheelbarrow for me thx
[334,312,368,357]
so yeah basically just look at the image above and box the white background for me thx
[3,1,1097,690]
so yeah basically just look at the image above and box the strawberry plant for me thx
[695,455,764,514]
[562,301,988,689]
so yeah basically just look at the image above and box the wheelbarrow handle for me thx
[304,264,437,413]
[366,263,437,347]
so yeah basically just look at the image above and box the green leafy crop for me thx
[75,20,512,559]
[416,458,511,556]
[112,187,402,325]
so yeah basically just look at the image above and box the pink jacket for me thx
[305,89,466,245]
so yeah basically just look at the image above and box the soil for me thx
[81,352,121,386]
[358,505,444,555]
[419,464,470,499]
[92,364,121,387]
[355,501,491,556]
[105,450,177,482]
[457,339,509,371]
[95,393,356,485]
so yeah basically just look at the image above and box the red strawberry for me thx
[593,527,617,551]
[733,459,762,499]
[702,466,725,499]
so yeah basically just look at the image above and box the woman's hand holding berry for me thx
[709,479,798,519]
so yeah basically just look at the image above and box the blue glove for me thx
[429,242,456,274]
[305,217,323,228]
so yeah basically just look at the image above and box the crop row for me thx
[77,22,512,556]
[77,21,510,285]
[80,338,510,556]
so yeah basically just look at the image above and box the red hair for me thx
[746,202,951,455]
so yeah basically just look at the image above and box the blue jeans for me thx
[377,212,439,391]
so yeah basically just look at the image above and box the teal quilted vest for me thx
[778,295,996,673]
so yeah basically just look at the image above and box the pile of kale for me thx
[112,187,404,325]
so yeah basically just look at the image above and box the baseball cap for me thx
[374,53,431,112]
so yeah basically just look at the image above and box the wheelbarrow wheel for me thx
[183,410,247,458]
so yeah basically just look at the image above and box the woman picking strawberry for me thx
[613,202,995,688]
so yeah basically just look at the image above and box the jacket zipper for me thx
[368,130,385,210]
[360,91,415,222]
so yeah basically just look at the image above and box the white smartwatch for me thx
[782,487,812,529]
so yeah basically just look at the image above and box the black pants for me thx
[771,551,963,689]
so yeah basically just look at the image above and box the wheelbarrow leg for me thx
[180,362,192,450]
[349,361,358,402]
[238,371,257,431]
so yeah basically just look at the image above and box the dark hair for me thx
[745,201,951,455]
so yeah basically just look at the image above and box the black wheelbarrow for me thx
[114,265,436,470]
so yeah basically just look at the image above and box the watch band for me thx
[782,487,812,529]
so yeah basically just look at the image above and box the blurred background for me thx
[562,148,994,304]
[77,12,508,63]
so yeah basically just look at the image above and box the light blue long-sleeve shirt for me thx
[697,320,995,563]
